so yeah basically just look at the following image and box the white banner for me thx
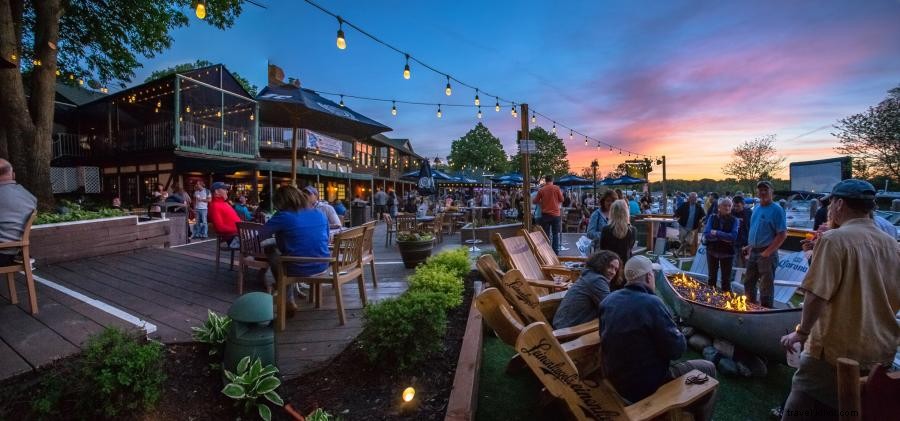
[305,129,351,159]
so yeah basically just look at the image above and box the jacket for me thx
[208,197,241,237]
[585,209,609,240]
[599,283,686,403]
[731,208,752,248]
[552,269,611,329]
[703,213,739,257]
[674,202,705,230]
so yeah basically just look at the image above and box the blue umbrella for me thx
[555,174,593,186]
[600,175,647,186]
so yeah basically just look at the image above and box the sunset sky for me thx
[132,0,900,181]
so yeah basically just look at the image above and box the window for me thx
[337,183,346,200]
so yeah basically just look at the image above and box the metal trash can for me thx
[351,202,370,226]
[223,292,275,373]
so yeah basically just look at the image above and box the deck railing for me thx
[178,120,255,157]
[52,133,85,159]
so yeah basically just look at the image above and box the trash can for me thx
[351,202,370,226]
[223,292,275,374]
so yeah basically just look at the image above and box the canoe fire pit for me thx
[655,271,801,364]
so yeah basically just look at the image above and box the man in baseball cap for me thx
[599,255,717,420]
[305,185,343,229]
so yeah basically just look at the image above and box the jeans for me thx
[744,250,777,307]
[374,205,387,221]
[540,214,562,255]
[193,208,208,238]
[707,253,733,292]
[668,360,718,421]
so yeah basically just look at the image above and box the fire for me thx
[668,273,762,312]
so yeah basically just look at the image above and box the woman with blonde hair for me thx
[599,199,636,269]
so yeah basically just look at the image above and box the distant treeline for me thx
[649,179,790,196]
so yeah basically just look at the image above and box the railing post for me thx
[174,76,181,149]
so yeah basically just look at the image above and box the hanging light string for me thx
[300,0,659,160]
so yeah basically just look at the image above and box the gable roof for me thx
[55,82,107,107]
[370,134,421,159]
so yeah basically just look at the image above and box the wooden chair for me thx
[837,357,900,421]
[359,220,378,288]
[420,212,445,244]
[492,232,579,289]
[564,209,582,233]
[215,231,237,271]
[272,226,367,329]
[383,213,396,247]
[236,222,269,295]
[1,211,38,315]
[516,321,719,421]
[475,287,600,375]
[522,227,587,269]
[395,214,417,233]
[476,254,567,321]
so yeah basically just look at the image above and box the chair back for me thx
[476,254,505,290]
[522,227,561,267]
[332,226,365,273]
[396,214,417,232]
[236,222,266,258]
[496,268,549,324]
[516,322,628,420]
[361,220,376,258]
[493,233,547,281]
[382,213,394,227]
[475,288,525,346]
[565,209,582,227]
[20,210,36,247]
[432,213,444,234]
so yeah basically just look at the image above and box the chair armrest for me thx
[625,369,719,421]
[0,241,24,249]
[552,319,599,342]
[277,256,335,264]
[538,290,567,319]
[561,331,602,377]
[525,278,569,291]
[557,256,587,263]
[541,266,580,278]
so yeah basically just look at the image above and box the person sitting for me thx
[207,181,242,243]
[233,195,253,221]
[600,255,718,421]
[599,200,636,268]
[261,186,330,315]
[111,196,123,211]
[305,186,342,229]
[333,200,347,217]
[0,159,37,267]
[703,197,739,292]
[627,194,641,216]
[552,250,621,329]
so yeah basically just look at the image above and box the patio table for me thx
[639,217,677,252]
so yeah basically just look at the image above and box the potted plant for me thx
[396,229,435,268]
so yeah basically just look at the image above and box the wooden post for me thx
[251,170,259,204]
[661,155,668,214]
[290,127,299,186]
[836,358,862,421]
[521,103,531,231]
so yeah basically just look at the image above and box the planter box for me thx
[445,281,484,421]
[31,216,177,264]
[459,222,523,243]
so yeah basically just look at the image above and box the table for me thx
[639,217,677,252]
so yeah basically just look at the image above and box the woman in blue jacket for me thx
[702,197,740,292]
[586,190,618,249]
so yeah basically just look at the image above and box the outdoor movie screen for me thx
[789,157,851,193]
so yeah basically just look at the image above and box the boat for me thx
[654,268,801,364]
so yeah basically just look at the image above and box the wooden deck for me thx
[0,222,475,381]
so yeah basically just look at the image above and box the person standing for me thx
[730,195,752,267]
[0,159,37,267]
[533,175,564,254]
[742,180,787,308]
[388,190,399,218]
[780,179,899,421]
[627,194,641,217]
[703,198,739,292]
[674,192,705,253]
[373,187,388,221]
[586,190,617,246]
[192,181,211,239]
[599,200,636,276]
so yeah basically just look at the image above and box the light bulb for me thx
[445,76,452,96]
[339,95,344,107]
[156,101,161,108]
[250,114,254,121]
[55,69,60,76]
[78,79,83,86]
[336,19,346,50]
[477,108,482,119]
[552,123,556,133]
[474,92,480,106]
[391,101,397,116]
[436,105,442,118]
[216,111,222,117]
[185,105,191,113]
[569,130,573,141]
[403,64,410,79]
[585,137,588,146]
[531,113,536,124]
[195,1,206,19]
[495,98,500,112]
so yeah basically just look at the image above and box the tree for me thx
[145,59,257,95]
[509,126,569,179]
[448,122,508,173]
[0,1,248,208]
[721,135,786,191]
[832,85,900,184]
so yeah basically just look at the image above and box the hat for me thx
[756,180,774,190]
[623,255,661,282]
[830,179,876,200]
[211,181,229,191]
[304,185,319,196]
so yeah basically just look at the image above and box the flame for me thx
[669,273,752,311]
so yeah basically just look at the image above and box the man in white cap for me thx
[599,255,717,421]
[305,186,342,229]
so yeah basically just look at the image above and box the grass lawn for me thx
[476,334,796,421]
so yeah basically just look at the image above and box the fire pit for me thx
[655,271,801,363]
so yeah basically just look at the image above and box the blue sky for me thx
[131,0,900,180]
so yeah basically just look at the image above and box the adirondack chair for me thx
[359,221,378,287]
[521,227,587,268]
[476,254,565,316]
[271,226,367,329]
[516,322,719,421]
[475,287,601,375]
[837,357,900,421]
[564,209,583,233]
[236,222,269,295]
[492,232,579,288]
[1,211,38,315]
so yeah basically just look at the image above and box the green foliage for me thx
[79,327,166,417]
[359,291,448,370]
[509,126,570,178]
[424,248,471,279]
[833,84,900,183]
[721,135,787,191]
[191,309,233,356]
[408,264,464,310]
[649,178,790,197]
[35,199,126,225]
[222,356,284,421]
[449,123,509,173]
[307,408,337,421]
[144,59,259,95]
[397,231,434,242]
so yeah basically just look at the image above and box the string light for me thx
[444,75,452,96]
[339,95,344,107]
[391,101,397,116]
[569,130,573,141]
[436,104,442,118]
[250,113,255,121]
[9,53,16,62]
[584,136,588,146]
[403,54,410,79]
[477,107,482,119]
[186,105,191,113]
[156,100,161,108]
[335,17,346,50]
[495,97,500,112]
[474,89,480,106]
[531,113,536,124]
[510,103,517,118]
[552,122,556,134]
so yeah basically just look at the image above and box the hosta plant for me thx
[191,309,232,356]
[222,356,284,421]
[306,408,336,421]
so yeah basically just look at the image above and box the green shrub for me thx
[307,408,336,421]
[425,247,470,278]
[407,264,464,310]
[222,356,284,421]
[36,200,126,225]
[191,309,232,356]
[79,327,166,417]
[359,291,447,370]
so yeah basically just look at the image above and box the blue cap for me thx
[830,179,876,200]
[211,181,229,191]
[304,185,319,196]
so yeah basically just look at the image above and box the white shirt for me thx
[315,201,342,228]
[194,189,209,210]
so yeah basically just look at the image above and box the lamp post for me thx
[590,159,599,205]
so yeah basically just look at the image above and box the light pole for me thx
[591,159,599,205]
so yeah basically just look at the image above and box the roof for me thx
[369,134,422,159]
[55,83,107,106]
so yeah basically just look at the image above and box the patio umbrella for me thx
[492,173,524,183]
[401,168,454,181]
[257,84,392,184]
[415,159,437,196]
[600,175,647,186]
[555,174,593,186]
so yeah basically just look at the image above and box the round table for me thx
[640,217,677,252]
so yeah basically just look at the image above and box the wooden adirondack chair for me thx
[359,221,378,287]
[475,287,601,375]
[837,357,900,421]
[492,232,579,288]
[516,322,719,421]
[476,253,566,319]
[522,227,587,268]
[1,211,38,315]
[272,226,367,329]
[236,222,269,295]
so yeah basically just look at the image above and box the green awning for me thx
[256,161,372,181]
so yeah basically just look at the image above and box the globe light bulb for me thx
[403,64,410,79]
[445,76,452,96]
[495,98,500,112]
[391,102,397,116]
[569,130,573,141]
[474,93,480,106]
[339,95,344,107]
[477,108,482,119]
[336,18,346,50]
[194,1,206,19]
[402,387,416,402]
[531,113,536,124]
[552,123,556,133]
[436,105,442,118]
[585,137,588,146]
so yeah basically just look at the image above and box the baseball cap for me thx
[830,179,876,200]
[623,255,661,282]
[756,180,774,190]
[211,181,229,191]
[304,185,319,196]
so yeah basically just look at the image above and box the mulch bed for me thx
[0,272,477,420]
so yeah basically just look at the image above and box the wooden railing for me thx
[178,121,255,157]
